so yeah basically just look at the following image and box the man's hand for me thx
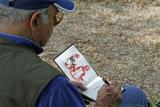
[70,81,87,91]
[71,81,92,105]
[95,81,121,107]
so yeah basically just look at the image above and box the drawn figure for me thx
[65,54,90,83]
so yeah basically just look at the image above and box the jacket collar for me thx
[0,32,43,54]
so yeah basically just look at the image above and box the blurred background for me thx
[39,0,160,106]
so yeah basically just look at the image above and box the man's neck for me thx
[0,21,30,38]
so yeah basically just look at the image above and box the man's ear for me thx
[29,11,41,31]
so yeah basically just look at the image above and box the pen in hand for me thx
[102,78,110,85]
[102,78,126,93]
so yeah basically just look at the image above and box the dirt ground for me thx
[40,0,160,105]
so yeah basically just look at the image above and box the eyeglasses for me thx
[54,10,64,25]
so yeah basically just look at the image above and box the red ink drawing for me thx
[65,54,90,83]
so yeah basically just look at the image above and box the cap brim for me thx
[54,0,76,13]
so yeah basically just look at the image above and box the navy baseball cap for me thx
[0,0,76,12]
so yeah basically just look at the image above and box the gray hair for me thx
[0,3,48,24]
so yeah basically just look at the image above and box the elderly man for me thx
[0,0,150,107]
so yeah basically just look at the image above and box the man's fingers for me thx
[71,81,87,91]
[110,80,121,93]
[104,81,122,102]
[112,92,122,103]
[110,80,119,87]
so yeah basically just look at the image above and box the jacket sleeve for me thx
[36,75,86,107]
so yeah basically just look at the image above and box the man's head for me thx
[0,0,76,46]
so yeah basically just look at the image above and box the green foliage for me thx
[155,42,160,49]
[150,96,160,107]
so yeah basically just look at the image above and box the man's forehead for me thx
[52,5,59,12]
[48,5,59,14]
